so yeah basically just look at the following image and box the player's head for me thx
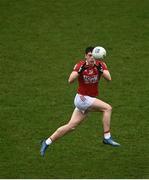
[85,46,95,66]
[85,46,94,54]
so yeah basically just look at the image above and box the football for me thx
[92,46,106,59]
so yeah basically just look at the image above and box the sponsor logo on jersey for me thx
[83,75,98,84]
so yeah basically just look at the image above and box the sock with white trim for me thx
[45,138,52,145]
[104,130,111,139]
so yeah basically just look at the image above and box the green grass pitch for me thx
[0,0,149,178]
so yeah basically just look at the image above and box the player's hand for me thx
[78,62,87,74]
[95,63,103,74]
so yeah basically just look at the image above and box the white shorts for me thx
[74,94,96,113]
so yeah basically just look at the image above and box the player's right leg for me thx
[40,108,87,156]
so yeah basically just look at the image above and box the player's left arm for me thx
[101,61,112,81]
[102,70,112,81]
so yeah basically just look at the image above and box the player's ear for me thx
[85,54,87,59]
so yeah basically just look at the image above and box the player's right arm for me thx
[68,71,79,84]
[68,61,85,84]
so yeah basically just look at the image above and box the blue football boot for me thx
[103,137,120,146]
[40,140,49,156]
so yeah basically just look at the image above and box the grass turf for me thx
[0,0,149,178]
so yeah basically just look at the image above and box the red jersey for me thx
[73,60,108,97]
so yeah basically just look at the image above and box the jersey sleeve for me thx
[101,62,108,70]
[73,61,85,72]
[96,61,108,70]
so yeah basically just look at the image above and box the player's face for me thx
[85,52,95,66]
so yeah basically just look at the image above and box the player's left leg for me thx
[88,98,120,146]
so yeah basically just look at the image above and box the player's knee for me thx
[106,104,112,112]
[108,105,112,111]
[68,123,76,131]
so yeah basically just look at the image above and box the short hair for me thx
[85,46,94,54]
